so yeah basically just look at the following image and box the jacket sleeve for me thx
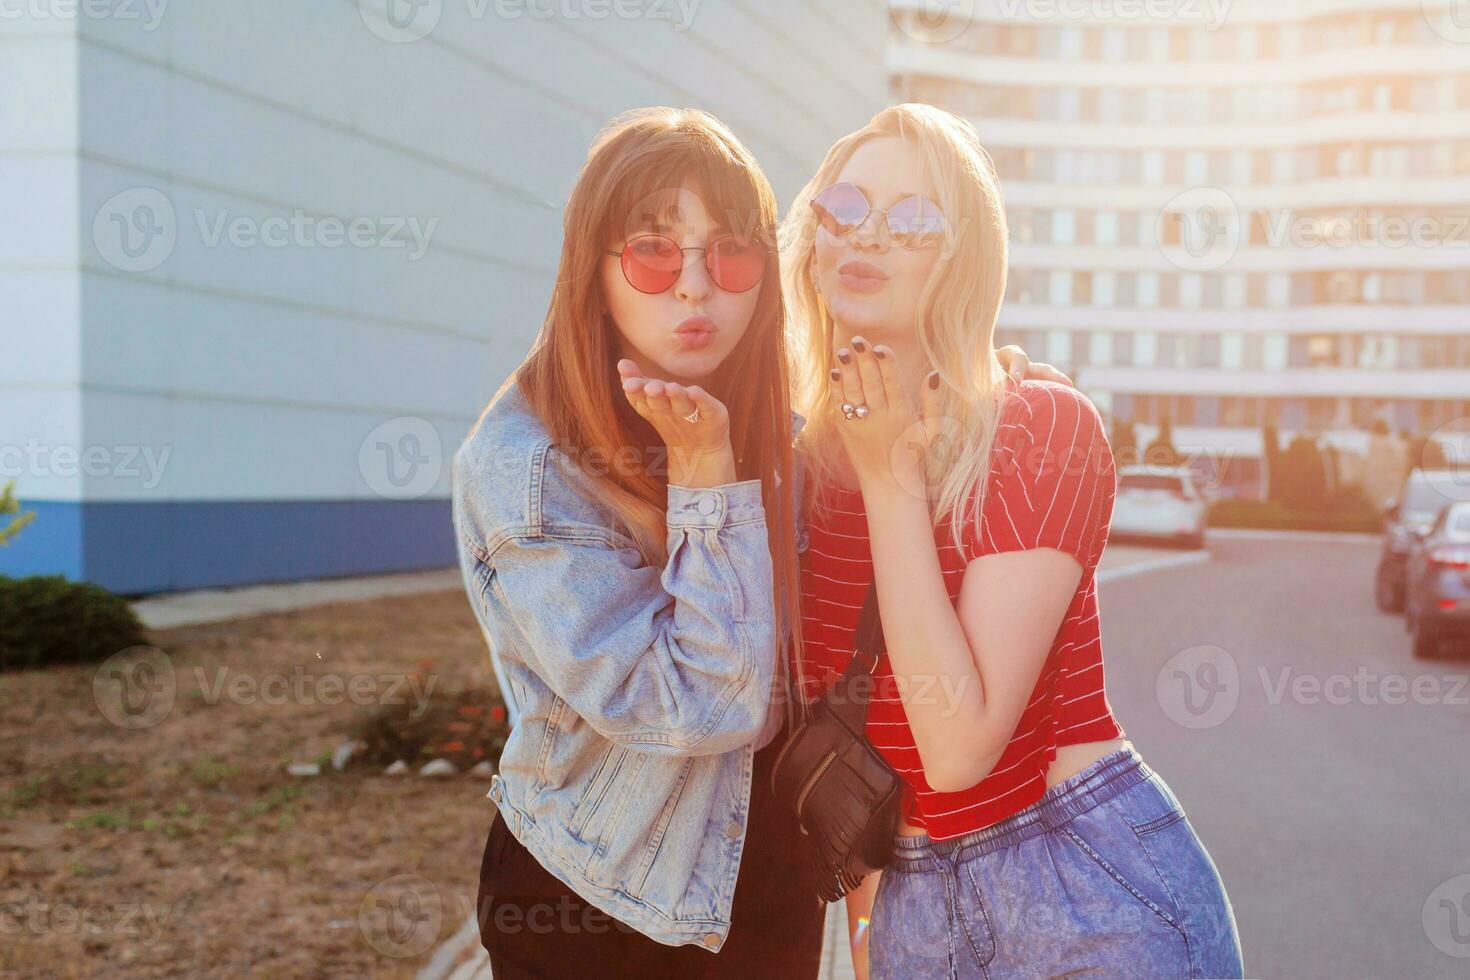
[467,479,776,756]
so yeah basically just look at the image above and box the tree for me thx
[0,481,35,547]
[1277,435,1330,511]
[1262,422,1282,502]
[1110,416,1138,468]
[1144,415,1178,466]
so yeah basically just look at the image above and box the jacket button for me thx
[696,494,717,516]
[702,932,721,948]
[723,821,742,839]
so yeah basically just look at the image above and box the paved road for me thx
[1099,533,1470,979]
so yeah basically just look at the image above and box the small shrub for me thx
[0,575,147,671]
[353,689,509,770]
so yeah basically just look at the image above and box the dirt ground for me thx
[0,589,500,979]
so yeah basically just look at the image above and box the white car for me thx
[1111,465,1208,549]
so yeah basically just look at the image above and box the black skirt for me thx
[475,727,827,978]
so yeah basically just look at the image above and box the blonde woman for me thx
[781,104,1243,978]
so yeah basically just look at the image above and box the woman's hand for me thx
[828,337,938,493]
[996,344,1073,387]
[618,358,737,488]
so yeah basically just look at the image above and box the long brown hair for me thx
[501,107,805,721]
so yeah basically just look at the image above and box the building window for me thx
[1221,333,1244,369]
[1135,331,1157,366]
[1113,332,1134,365]
[1264,335,1288,370]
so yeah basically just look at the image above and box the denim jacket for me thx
[451,381,806,952]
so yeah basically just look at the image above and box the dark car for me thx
[1376,469,1470,612]
[1404,500,1470,659]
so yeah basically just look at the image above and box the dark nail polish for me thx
[874,348,886,359]
[852,339,867,352]
[927,372,940,390]
[838,351,851,364]
[829,368,841,381]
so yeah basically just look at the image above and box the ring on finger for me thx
[682,408,701,424]
[841,401,868,421]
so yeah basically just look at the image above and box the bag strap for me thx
[829,576,885,732]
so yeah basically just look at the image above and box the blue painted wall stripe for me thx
[0,499,455,597]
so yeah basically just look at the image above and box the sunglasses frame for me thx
[809,182,947,250]
[605,233,767,295]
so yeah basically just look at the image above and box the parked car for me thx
[1376,469,1470,612]
[1111,465,1207,549]
[1404,500,1470,659]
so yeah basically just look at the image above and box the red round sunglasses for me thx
[605,234,766,294]
[810,182,946,249]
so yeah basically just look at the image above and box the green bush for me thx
[0,575,148,671]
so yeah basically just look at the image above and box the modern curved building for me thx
[2,0,889,593]
[892,0,1470,494]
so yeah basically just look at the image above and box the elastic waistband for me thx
[886,745,1151,872]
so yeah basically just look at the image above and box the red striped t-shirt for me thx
[794,379,1124,841]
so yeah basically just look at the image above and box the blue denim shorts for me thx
[870,746,1243,979]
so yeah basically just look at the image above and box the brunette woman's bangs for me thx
[595,129,773,252]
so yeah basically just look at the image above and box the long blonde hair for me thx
[500,107,805,716]
[781,103,1011,548]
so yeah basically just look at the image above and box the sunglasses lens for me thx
[888,196,946,248]
[705,237,765,292]
[810,183,869,237]
[621,235,682,293]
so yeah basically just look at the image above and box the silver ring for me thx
[682,408,701,424]
[841,401,867,421]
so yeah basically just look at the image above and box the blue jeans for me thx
[870,746,1243,979]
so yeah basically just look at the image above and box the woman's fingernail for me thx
[838,350,851,364]
[874,347,886,359]
[927,372,940,390]
[852,338,867,352]
[829,368,841,381]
